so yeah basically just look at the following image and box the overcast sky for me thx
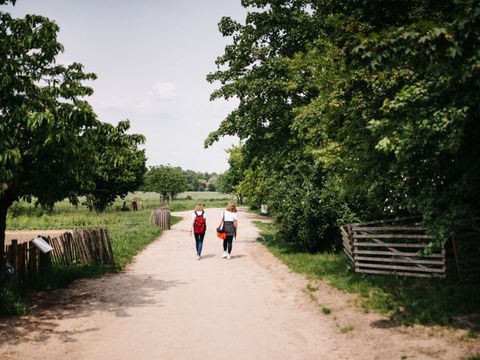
[6,0,246,173]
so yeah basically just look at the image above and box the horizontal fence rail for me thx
[4,228,114,284]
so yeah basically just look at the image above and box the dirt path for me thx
[0,208,477,359]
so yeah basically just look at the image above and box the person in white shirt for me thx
[190,204,207,260]
[218,203,238,260]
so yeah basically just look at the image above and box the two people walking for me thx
[190,203,238,260]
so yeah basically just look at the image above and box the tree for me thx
[83,121,147,212]
[218,146,245,204]
[345,0,480,240]
[143,165,188,204]
[207,0,479,250]
[206,175,219,192]
[0,4,103,272]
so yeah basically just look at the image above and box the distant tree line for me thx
[206,0,480,251]
[141,166,221,203]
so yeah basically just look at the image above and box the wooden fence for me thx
[341,218,480,279]
[150,207,171,230]
[341,219,447,278]
[4,228,114,284]
[451,222,480,280]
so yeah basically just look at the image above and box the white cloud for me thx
[152,82,176,100]
[137,81,177,110]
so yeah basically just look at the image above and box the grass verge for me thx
[254,221,480,331]
[2,205,184,316]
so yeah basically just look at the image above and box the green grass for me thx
[340,324,354,333]
[6,192,231,230]
[464,355,480,360]
[1,197,189,315]
[0,283,28,315]
[254,221,480,330]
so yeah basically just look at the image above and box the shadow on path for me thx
[0,273,183,346]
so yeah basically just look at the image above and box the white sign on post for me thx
[261,204,268,214]
[31,236,54,254]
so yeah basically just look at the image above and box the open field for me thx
[6,192,233,231]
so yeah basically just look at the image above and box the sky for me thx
[5,0,246,173]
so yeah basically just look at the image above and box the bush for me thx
[268,168,356,252]
[0,283,27,316]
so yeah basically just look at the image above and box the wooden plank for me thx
[98,228,107,263]
[355,268,445,278]
[342,237,352,249]
[352,226,427,231]
[70,231,85,263]
[49,237,59,266]
[355,262,445,273]
[353,233,433,239]
[17,243,25,281]
[104,228,114,264]
[343,249,354,264]
[76,230,92,264]
[353,249,443,258]
[354,241,429,248]
[355,256,445,266]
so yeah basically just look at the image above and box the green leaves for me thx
[142,166,188,202]
[81,121,146,212]
[207,0,480,250]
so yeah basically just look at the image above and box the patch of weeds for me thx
[305,283,318,292]
[0,283,28,316]
[322,307,331,315]
[340,324,354,333]
[468,328,480,339]
[463,354,480,360]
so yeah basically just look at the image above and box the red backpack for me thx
[193,211,206,234]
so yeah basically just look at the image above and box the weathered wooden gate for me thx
[341,218,480,279]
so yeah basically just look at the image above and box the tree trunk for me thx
[0,189,16,281]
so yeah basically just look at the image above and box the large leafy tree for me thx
[83,121,147,212]
[346,1,480,239]
[143,165,188,203]
[0,1,103,271]
[207,0,480,250]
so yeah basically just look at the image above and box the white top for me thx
[192,210,206,219]
[223,210,237,222]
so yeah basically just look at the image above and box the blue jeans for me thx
[194,232,205,255]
